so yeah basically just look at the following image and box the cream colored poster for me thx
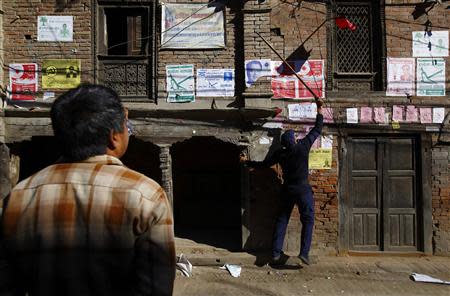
[161,3,225,49]
[42,59,80,89]
[309,148,332,170]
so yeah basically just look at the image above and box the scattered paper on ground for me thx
[176,254,193,277]
[410,273,450,285]
[220,264,242,278]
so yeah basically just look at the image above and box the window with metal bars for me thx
[328,1,385,92]
[95,1,157,101]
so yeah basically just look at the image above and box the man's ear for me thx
[107,130,119,151]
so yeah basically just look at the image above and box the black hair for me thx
[50,84,125,162]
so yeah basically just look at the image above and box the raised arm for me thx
[299,100,324,151]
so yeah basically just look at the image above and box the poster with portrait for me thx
[271,60,325,99]
[166,65,195,102]
[412,31,448,57]
[287,102,317,121]
[197,69,235,97]
[386,58,415,96]
[42,59,81,89]
[416,58,446,96]
[245,59,271,87]
[37,16,73,42]
[161,3,225,49]
[8,63,38,100]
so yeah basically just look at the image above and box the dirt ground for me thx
[173,255,450,296]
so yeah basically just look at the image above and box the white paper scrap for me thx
[176,254,193,277]
[410,273,450,285]
[221,264,242,278]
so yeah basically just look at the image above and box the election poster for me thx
[412,31,448,57]
[161,3,225,49]
[386,58,415,96]
[166,65,195,102]
[42,59,80,89]
[416,58,445,96]
[8,63,38,100]
[271,60,325,99]
[38,16,73,42]
[245,59,271,87]
[197,69,235,97]
[287,103,317,121]
[309,148,332,170]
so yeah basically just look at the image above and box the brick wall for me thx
[2,1,93,98]
[431,143,450,255]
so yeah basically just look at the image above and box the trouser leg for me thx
[272,198,294,258]
[299,191,315,258]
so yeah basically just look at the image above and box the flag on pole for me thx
[335,16,356,31]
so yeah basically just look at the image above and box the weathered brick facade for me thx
[0,0,449,256]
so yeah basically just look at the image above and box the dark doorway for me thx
[121,138,161,185]
[345,136,422,252]
[171,137,243,251]
[8,137,61,182]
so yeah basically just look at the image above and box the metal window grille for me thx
[336,3,372,74]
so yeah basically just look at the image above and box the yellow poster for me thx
[309,148,332,169]
[42,59,81,89]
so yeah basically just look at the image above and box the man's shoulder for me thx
[12,162,165,201]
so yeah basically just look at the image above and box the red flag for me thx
[335,16,357,31]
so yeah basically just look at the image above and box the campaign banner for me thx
[38,16,73,42]
[245,59,271,87]
[8,63,38,100]
[161,3,225,49]
[271,60,325,99]
[197,69,235,97]
[416,58,445,96]
[412,31,448,57]
[166,65,195,102]
[386,58,415,96]
[42,59,81,89]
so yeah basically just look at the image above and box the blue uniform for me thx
[249,113,323,259]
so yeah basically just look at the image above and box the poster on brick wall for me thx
[287,102,317,121]
[8,63,38,100]
[245,59,271,87]
[196,69,235,97]
[412,31,448,57]
[271,60,325,99]
[161,3,225,49]
[166,65,195,102]
[386,58,415,96]
[42,59,81,89]
[416,58,446,96]
[37,16,73,42]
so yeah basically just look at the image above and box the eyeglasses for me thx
[126,119,134,136]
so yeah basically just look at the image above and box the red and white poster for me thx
[271,60,325,99]
[9,63,38,100]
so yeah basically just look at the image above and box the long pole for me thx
[255,31,320,101]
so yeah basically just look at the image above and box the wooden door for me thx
[348,136,419,251]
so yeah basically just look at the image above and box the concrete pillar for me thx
[158,144,173,208]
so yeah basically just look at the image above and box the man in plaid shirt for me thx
[1,84,175,295]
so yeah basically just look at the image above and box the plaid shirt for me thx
[1,155,175,296]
